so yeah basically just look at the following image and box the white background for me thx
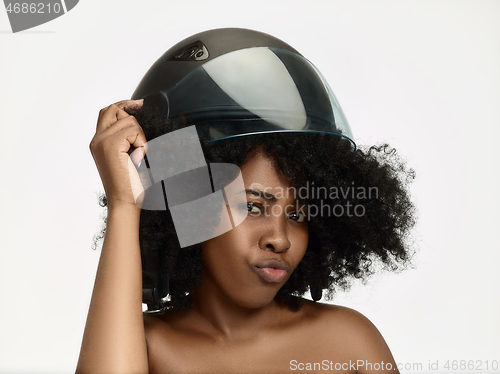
[1,1,499,373]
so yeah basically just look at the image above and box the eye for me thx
[288,210,306,223]
[247,202,262,216]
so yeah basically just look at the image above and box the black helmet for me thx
[135,28,355,311]
[132,28,354,146]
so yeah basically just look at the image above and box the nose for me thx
[258,217,291,253]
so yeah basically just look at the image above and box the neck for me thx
[190,278,284,340]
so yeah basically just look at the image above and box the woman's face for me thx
[200,151,309,309]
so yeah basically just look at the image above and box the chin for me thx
[229,285,281,309]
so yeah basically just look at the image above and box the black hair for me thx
[94,106,416,311]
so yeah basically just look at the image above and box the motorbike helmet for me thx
[132,28,355,146]
[133,28,355,311]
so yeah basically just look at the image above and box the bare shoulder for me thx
[302,300,384,337]
[143,311,181,342]
[143,312,162,333]
[143,311,192,373]
[299,300,399,373]
[143,312,166,328]
[142,302,399,373]
[142,313,167,353]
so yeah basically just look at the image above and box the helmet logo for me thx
[170,41,209,61]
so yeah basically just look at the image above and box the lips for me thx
[253,260,291,283]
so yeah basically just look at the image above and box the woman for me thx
[77,28,415,373]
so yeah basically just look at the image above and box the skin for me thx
[78,100,148,373]
[78,100,400,374]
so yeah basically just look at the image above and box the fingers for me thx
[92,120,147,155]
[99,99,144,117]
[92,99,148,163]
[122,126,148,166]
[96,99,144,134]
[99,113,141,139]
[90,112,148,167]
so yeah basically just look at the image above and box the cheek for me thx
[289,229,309,265]
[200,226,283,307]
[201,227,253,282]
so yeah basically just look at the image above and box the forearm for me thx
[77,204,148,373]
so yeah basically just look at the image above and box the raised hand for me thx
[89,99,147,209]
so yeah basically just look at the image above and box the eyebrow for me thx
[245,189,277,202]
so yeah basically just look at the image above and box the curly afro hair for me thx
[94,105,416,311]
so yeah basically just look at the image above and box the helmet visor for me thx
[160,47,354,145]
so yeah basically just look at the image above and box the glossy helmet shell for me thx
[132,28,354,146]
